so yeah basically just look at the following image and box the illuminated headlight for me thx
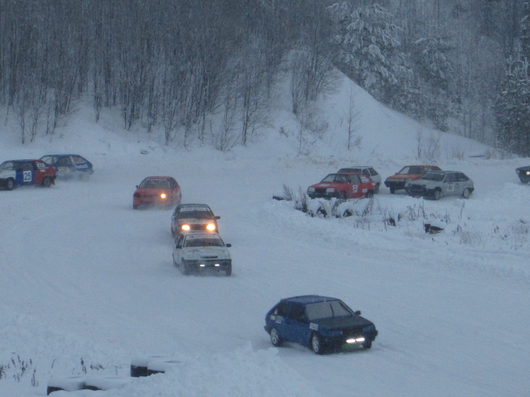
[214,263,220,267]
[160,193,167,199]
[199,264,206,268]
[526,171,530,175]
[206,223,216,232]
[181,224,191,232]
[346,336,366,344]
[307,187,315,193]
[326,188,336,193]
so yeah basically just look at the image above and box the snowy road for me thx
[1,142,529,396]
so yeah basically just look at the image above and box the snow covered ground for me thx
[1,77,529,396]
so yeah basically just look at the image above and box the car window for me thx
[72,155,86,164]
[423,172,443,181]
[0,161,14,170]
[178,210,213,219]
[321,174,336,183]
[306,301,352,321]
[457,173,468,182]
[36,161,46,170]
[370,168,378,176]
[41,156,53,164]
[398,166,410,175]
[140,179,171,189]
[408,166,422,174]
[275,302,289,316]
[289,304,307,322]
[350,174,361,184]
[445,173,456,182]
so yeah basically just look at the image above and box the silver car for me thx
[172,232,232,276]
[405,170,474,200]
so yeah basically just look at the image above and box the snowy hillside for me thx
[0,75,529,397]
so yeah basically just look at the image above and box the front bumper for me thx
[516,169,530,183]
[320,328,378,350]
[384,179,406,190]
[183,259,231,273]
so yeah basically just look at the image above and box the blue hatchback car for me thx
[40,154,94,179]
[264,295,378,354]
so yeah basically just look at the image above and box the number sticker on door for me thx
[23,170,32,182]
[352,185,358,192]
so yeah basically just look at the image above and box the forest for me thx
[0,0,528,155]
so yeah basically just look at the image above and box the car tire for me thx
[224,264,232,276]
[389,187,395,194]
[133,204,138,209]
[462,188,471,199]
[365,190,374,198]
[42,177,52,188]
[363,340,372,349]
[181,263,190,275]
[342,209,353,218]
[270,328,282,347]
[374,183,380,194]
[339,192,347,200]
[311,333,325,355]
[433,189,441,200]
[5,178,15,191]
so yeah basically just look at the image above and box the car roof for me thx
[280,295,340,305]
[143,176,174,180]
[41,154,81,157]
[2,159,38,163]
[425,170,459,174]
[339,166,372,170]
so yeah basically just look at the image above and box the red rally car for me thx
[307,173,376,199]
[133,176,182,209]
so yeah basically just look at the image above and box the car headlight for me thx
[526,171,530,175]
[326,188,336,193]
[181,224,191,232]
[206,223,216,232]
[160,193,167,199]
[346,336,365,344]
[307,187,315,193]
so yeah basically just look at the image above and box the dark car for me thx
[0,159,56,190]
[40,154,94,179]
[133,176,182,209]
[171,203,220,237]
[264,295,378,354]
[516,166,530,183]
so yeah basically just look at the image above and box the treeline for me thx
[0,0,527,154]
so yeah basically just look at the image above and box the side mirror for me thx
[215,216,221,220]
[226,243,232,247]
[354,310,361,316]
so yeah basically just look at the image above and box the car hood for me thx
[178,218,214,224]
[517,166,530,171]
[182,247,230,260]
[312,316,373,330]
[310,182,344,189]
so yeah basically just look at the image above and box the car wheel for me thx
[342,209,353,218]
[462,188,471,199]
[311,333,325,354]
[365,190,374,198]
[133,203,139,209]
[374,183,380,194]
[181,263,190,275]
[339,192,347,200]
[224,264,232,276]
[5,178,15,191]
[270,328,282,347]
[363,340,372,349]
[389,187,395,194]
[42,177,52,187]
[433,189,441,200]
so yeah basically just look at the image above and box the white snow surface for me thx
[1,76,529,396]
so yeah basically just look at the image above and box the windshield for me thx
[184,237,223,247]
[398,166,422,175]
[140,179,170,189]
[422,172,444,181]
[179,210,213,219]
[321,174,351,183]
[0,162,13,171]
[305,300,353,321]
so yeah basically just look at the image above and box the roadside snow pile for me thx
[273,187,530,253]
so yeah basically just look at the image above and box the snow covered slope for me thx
[0,75,529,396]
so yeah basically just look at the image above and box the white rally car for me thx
[172,232,232,276]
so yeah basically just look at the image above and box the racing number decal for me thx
[447,183,455,192]
[352,185,358,192]
[23,170,32,183]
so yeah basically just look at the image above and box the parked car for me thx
[264,295,378,354]
[40,154,94,179]
[171,203,220,237]
[516,166,530,184]
[0,159,56,190]
[405,170,474,200]
[307,173,376,199]
[384,165,442,194]
[132,176,181,209]
[172,232,232,276]
[337,166,382,192]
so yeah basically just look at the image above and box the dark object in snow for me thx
[131,357,181,377]
[264,295,378,354]
[515,166,530,184]
[272,195,285,201]
[47,377,85,394]
[424,223,443,234]
[386,217,396,226]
